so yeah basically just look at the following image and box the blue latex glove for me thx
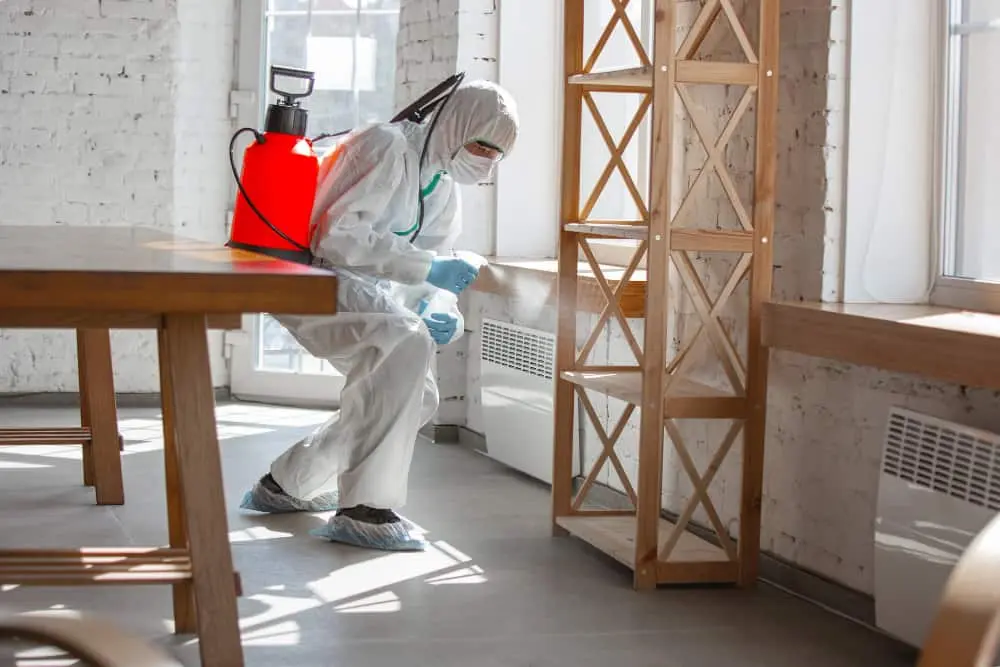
[423,312,457,345]
[426,256,479,295]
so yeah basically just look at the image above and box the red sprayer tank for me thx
[228,66,320,264]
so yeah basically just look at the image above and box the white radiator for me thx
[874,406,1000,647]
[478,319,578,484]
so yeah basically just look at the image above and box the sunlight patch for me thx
[308,542,474,605]
[238,593,323,632]
[214,404,329,428]
[242,620,301,647]
[426,566,487,585]
[0,460,51,470]
[334,591,401,614]
[229,526,294,543]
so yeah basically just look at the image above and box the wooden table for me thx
[0,225,339,667]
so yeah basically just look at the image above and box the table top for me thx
[0,225,338,315]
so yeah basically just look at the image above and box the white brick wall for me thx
[395,0,460,108]
[0,0,234,393]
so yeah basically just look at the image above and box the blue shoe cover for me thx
[310,514,427,552]
[239,478,339,514]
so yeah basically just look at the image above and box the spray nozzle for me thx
[270,65,316,107]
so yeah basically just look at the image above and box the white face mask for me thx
[449,148,497,184]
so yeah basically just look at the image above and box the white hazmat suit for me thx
[240,80,519,552]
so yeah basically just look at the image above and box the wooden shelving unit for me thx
[551,0,780,590]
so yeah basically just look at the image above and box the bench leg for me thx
[159,315,243,667]
[78,340,94,488]
[157,326,198,635]
[76,329,123,506]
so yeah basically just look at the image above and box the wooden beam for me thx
[552,0,587,536]
[0,312,241,330]
[740,0,781,589]
[762,300,1000,391]
[632,0,677,591]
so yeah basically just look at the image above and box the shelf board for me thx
[561,370,745,419]
[556,515,737,585]
[565,224,754,253]
[568,66,652,89]
[565,222,648,240]
[568,62,759,90]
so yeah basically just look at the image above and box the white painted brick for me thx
[0,0,232,393]
[54,202,89,225]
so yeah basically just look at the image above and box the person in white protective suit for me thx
[239,79,519,552]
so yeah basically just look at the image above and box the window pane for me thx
[968,0,1000,23]
[950,28,1000,281]
[264,0,401,138]
[256,0,400,376]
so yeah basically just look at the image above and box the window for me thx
[933,0,1000,311]
[257,0,401,374]
[263,0,400,143]
[493,0,652,261]
[227,0,400,403]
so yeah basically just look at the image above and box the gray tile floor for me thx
[0,402,917,666]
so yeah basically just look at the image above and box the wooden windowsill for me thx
[473,257,647,318]
[762,300,1000,391]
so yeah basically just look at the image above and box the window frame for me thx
[930,0,1000,314]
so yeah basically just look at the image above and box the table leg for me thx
[158,315,243,667]
[76,329,123,506]
[157,328,197,635]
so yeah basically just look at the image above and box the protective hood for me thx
[423,80,519,172]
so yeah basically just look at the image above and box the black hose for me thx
[228,127,312,254]
[311,129,351,143]
[410,72,465,243]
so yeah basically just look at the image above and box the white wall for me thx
[0,0,234,393]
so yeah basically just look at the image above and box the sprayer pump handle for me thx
[270,66,316,103]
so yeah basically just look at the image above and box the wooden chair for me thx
[0,329,124,505]
[0,611,182,667]
[917,510,1000,667]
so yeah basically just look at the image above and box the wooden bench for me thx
[0,225,339,667]
[0,329,125,504]
[0,318,242,506]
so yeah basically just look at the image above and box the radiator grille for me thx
[480,319,555,380]
[882,407,1000,512]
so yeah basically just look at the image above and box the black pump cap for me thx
[264,65,315,136]
[265,104,308,136]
